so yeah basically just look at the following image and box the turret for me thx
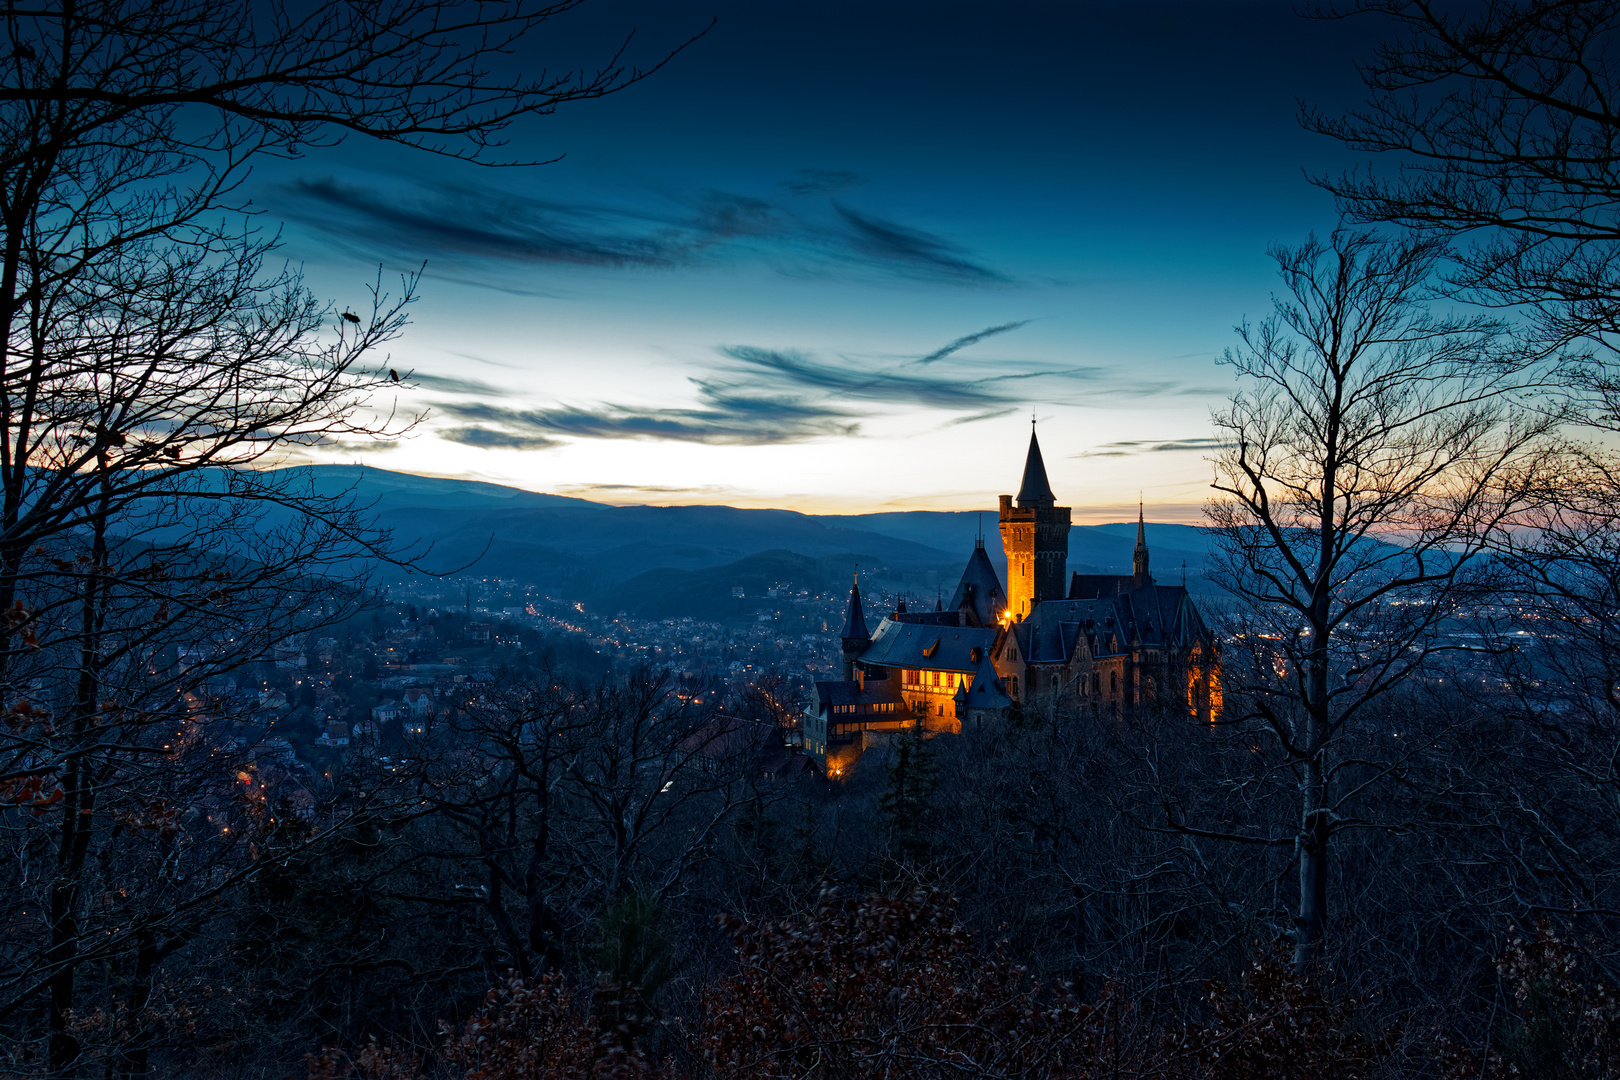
[1133,498,1152,589]
[840,573,870,682]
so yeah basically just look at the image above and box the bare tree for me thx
[0,3,702,1074]
[1308,0,1620,962]
[1307,2,1620,362]
[1196,229,1549,970]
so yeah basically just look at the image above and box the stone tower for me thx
[999,423,1070,620]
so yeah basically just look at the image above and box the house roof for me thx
[1014,584,1211,663]
[858,618,997,674]
[955,656,1015,711]
[813,679,906,709]
[948,542,1007,628]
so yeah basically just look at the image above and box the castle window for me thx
[1110,671,1118,694]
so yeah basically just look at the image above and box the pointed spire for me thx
[841,571,869,642]
[1133,496,1151,587]
[1016,419,1056,508]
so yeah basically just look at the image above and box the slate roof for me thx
[1016,427,1056,507]
[841,579,870,641]
[891,610,961,626]
[812,679,906,711]
[1068,573,1138,599]
[859,618,997,674]
[948,542,1007,628]
[1013,584,1210,664]
[955,661,1015,711]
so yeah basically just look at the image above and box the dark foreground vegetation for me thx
[11,0,1620,1077]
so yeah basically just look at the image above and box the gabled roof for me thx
[959,667,1014,711]
[858,618,997,674]
[1016,426,1056,508]
[948,542,1007,628]
[954,641,1015,712]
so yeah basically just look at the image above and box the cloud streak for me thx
[557,482,736,497]
[716,345,1087,411]
[917,320,1031,364]
[435,391,861,447]
[1074,437,1229,458]
[280,177,1006,285]
[411,372,508,396]
[440,426,561,450]
[423,338,1180,451]
[779,169,865,195]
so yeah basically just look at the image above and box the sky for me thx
[259,0,1388,522]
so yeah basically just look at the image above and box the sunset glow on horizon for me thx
[269,1,1376,519]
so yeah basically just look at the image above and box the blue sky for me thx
[261,0,1384,521]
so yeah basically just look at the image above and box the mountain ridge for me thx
[268,465,1219,598]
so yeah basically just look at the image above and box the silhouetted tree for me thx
[1199,229,1550,970]
[0,2,701,1074]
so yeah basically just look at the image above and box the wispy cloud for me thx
[716,345,1086,411]
[1074,437,1229,458]
[440,426,561,450]
[917,320,1031,364]
[435,392,860,447]
[831,203,1006,283]
[557,482,736,497]
[424,337,1147,451]
[780,169,865,195]
[278,177,1006,286]
[412,372,507,395]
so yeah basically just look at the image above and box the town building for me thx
[803,424,1220,773]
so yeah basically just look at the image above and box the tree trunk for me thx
[113,930,156,1080]
[1295,753,1330,971]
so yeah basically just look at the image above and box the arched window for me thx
[1110,670,1118,694]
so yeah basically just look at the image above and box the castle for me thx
[803,424,1220,773]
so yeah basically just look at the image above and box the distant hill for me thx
[824,511,1216,580]
[592,550,834,622]
[263,466,1221,604]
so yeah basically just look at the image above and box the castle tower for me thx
[840,572,870,682]
[1133,497,1152,589]
[999,422,1070,620]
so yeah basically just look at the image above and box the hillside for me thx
[265,465,1220,601]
